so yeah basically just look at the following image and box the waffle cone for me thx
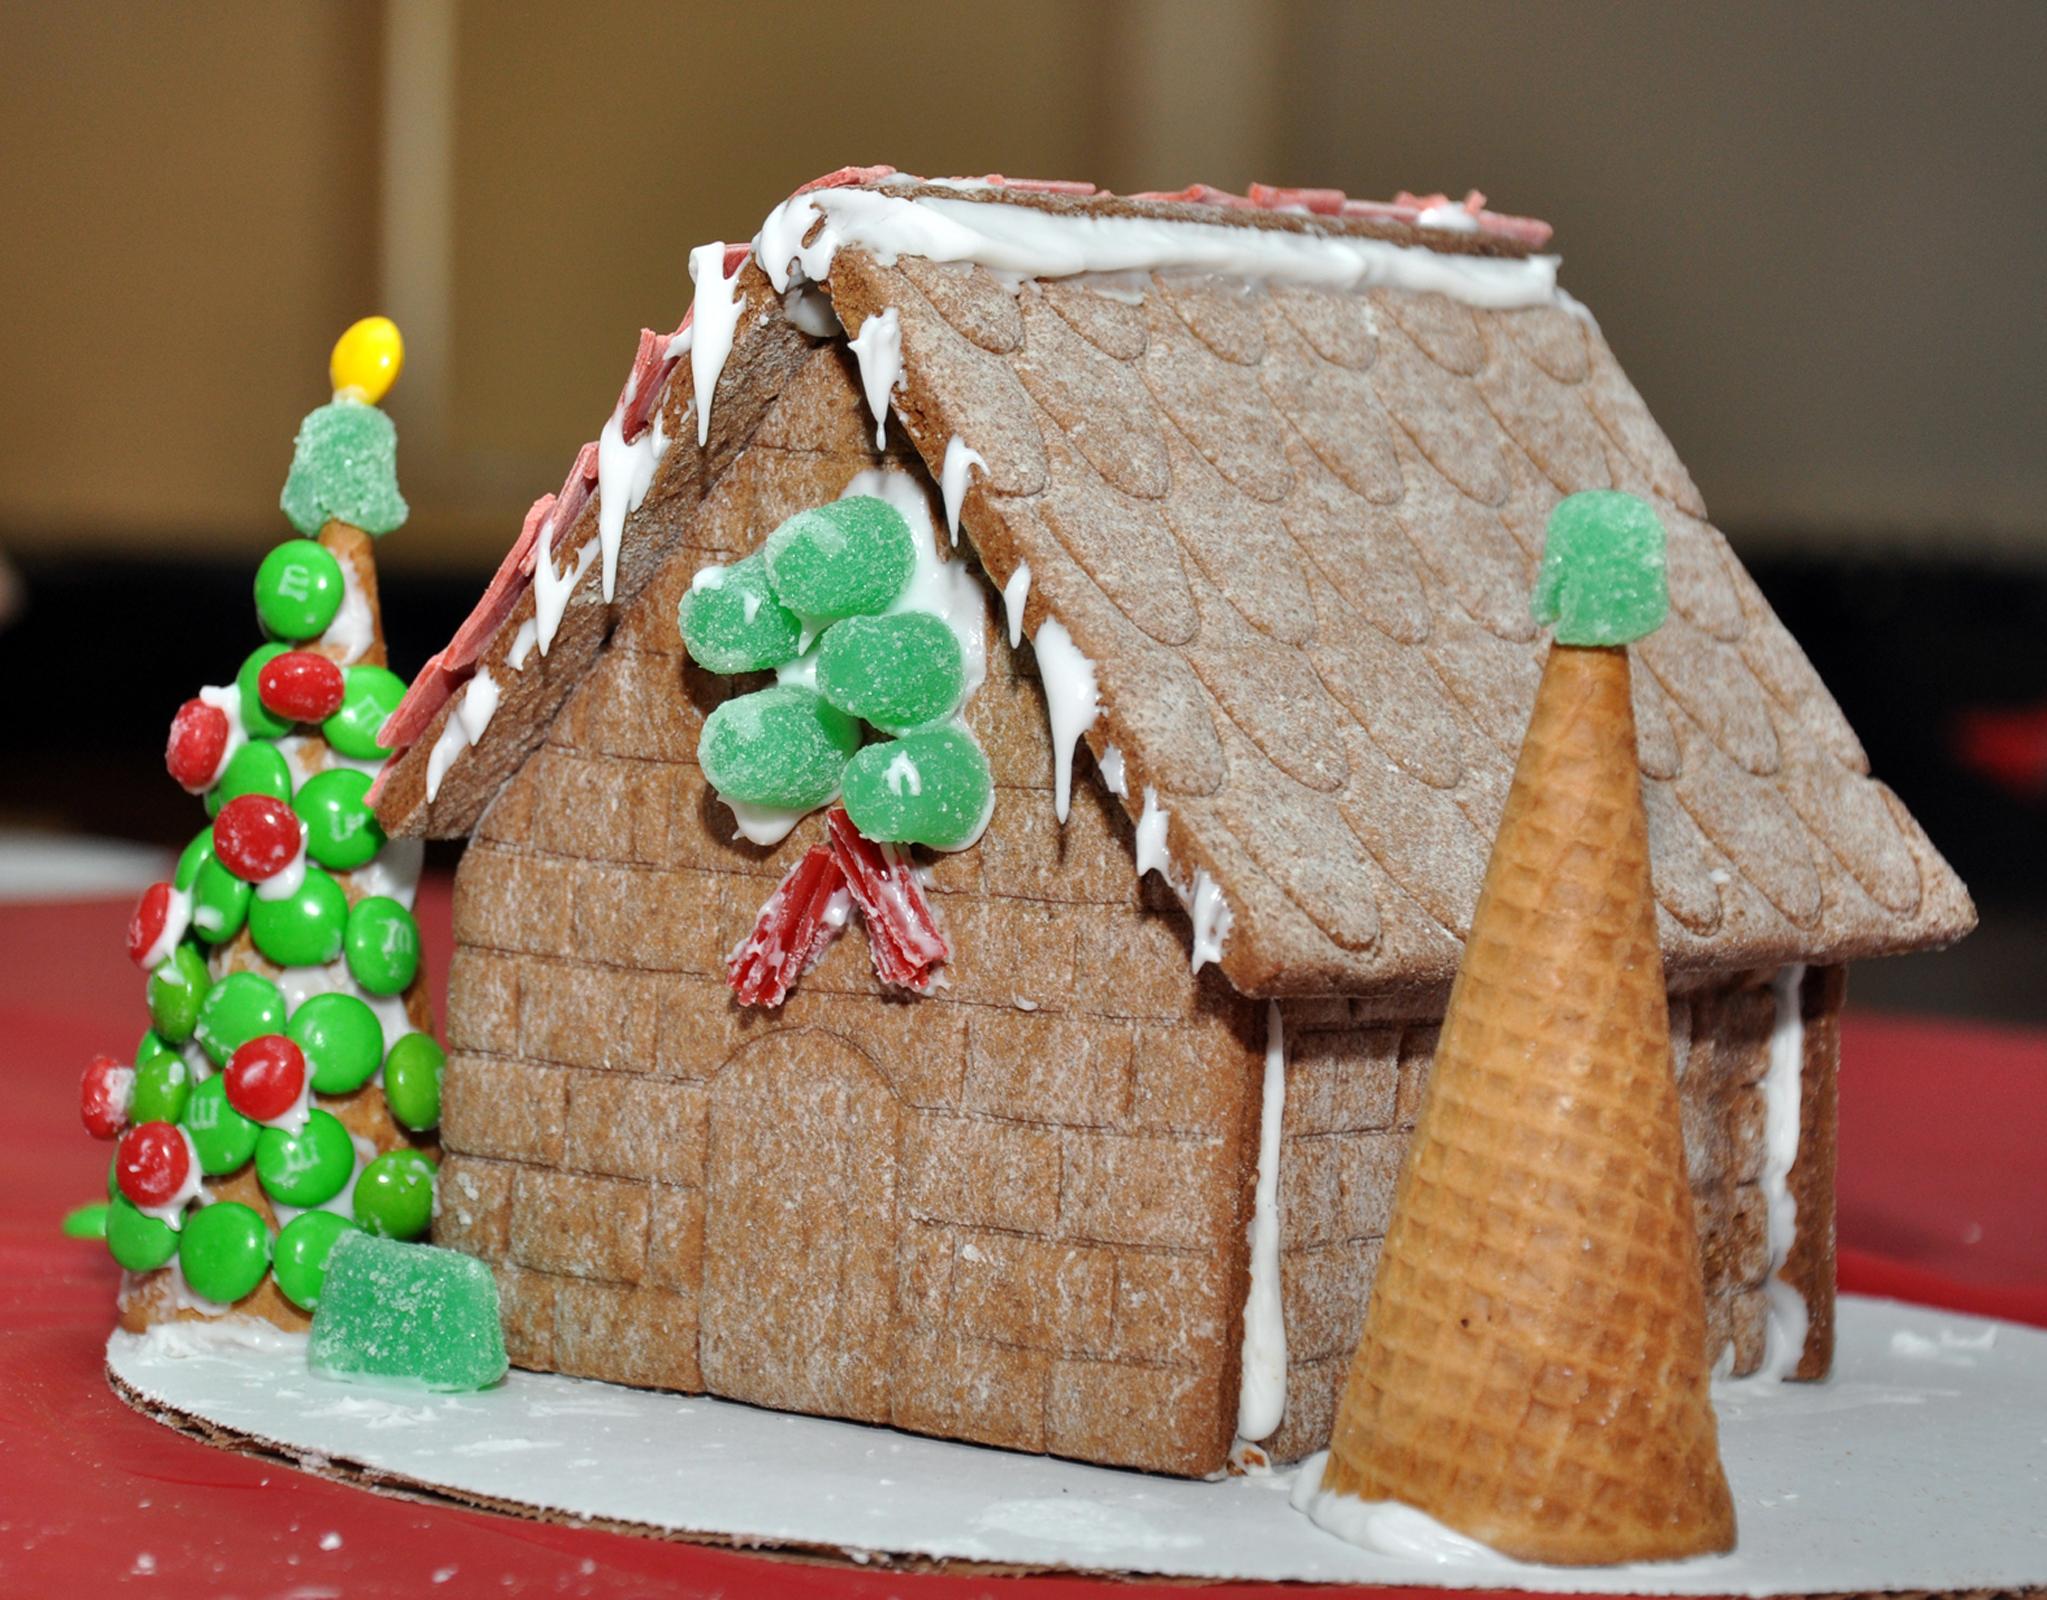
[1324,643,1735,1565]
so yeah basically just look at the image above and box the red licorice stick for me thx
[824,807,948,994]
[726,846,848,1009]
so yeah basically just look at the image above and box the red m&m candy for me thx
[166,698,231,793]
[81,1055,133,1140]
[214,794,303,883]
[224,1034,308,1125]
[126,882,183,968]
[116,1120,192,1209]
[257,651,347,723]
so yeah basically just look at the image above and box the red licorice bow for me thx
[824,806,949,995]
[726,847,849,1009]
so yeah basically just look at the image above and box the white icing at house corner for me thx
[1755,963,1810,1379]
[681,242,745,447]
[1237,1001,1289,1443]
[847,306,903,451]
[940,435,986,545]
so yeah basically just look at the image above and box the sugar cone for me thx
[1322,640,1735,1564]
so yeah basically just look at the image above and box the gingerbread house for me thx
[369,170,1972,1479]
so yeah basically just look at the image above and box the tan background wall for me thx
[2,0,2040,569]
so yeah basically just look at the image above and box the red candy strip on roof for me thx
[726,846,850,1009]
[1247,182,1347,215]
[824,807,948,995]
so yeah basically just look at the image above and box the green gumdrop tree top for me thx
[281,400,409,538]
[1530,490,1669,647]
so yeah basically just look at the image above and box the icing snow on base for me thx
[1756,963,1810,1379]
[1237,1002,1289,1442]
[1032,619,1096,824]
[1290,1454,1506,1565]
[940,435,986,544]
[847,307,903,451]
[681,242,746,445]
[111,1316,307,1362]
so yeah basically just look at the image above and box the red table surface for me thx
[3,887,2043,1598]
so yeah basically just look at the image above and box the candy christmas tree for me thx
[79,319,446,1330]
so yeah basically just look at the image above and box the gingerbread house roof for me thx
[373,168,1973,999]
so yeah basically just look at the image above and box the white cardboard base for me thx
[107,1294,2047,1592]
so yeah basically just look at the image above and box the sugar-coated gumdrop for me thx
[208,741,294,816]
[224,1035,307,1125]
[816,611,965,731]
[281,400,409,538]
[1531,490,1670,647]
[323,665,407,760]
[763,497,916,620]
[677,552,806,673]
[259,650,347,722]
[62,1202,109,1241]
[248,866,349,967]
[840,725,994,850]
[238,644,294,739]
[344,895,419,996]
[106,1195,178,1272]
[183,1074,261,1175]
[189,856,253,943]
[179,1200,270,1304]
[147,944,210,1043]
[130,1050,190,1125]
[166,698,230,792]
[383,1033,444,1132]
[194,971,287,1067]
[273,1210,354,1311]
[294,768,386,871]
[213,794,303,883]
[698,684,861,811]
[116,1121,191,1209]
[256,1109,356,1207]
[330,316,404,406]
[289,992,384,1094]
[255,539,346,641]
[308,1231,508,1392]
[80,1055,132,1140]
[353,1148,435,1239]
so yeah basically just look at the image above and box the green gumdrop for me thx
[344,895,420,996]
[308,1231,507,1392]
[840,725,994,850]
[130,1051,191,1124]
[677,552,806,673]
[248,867,349,967]
[273,1210,355,1311]
[208,740,293,816]
[295,768,386,871]
[815,611,965,732]
[178,1200,271,1304]
[106,1195,178,1271]
[195,971,286,1066]
[323,665,407,760]
[182,1075,261,1175]
[289,991,385,1094]
[255,539,345,642]
[353,1149,436,1240]
[698,684,860,810]
[1530,490,1670,647]
[63,1202,109,1240]
[256,1109,357,1208]
[238,643,294,739]
[383,1033,445,1132]
[147,945,210,1043]
[189,857,253,943]
[763,497,916,620]
[173,830,214,891]
[281,399,409,538]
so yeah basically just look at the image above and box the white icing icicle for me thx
[1096,744,1127,797]
[1032,618,1096,825]
[595,405,669,602]
[1001,562,1031,649]
[1131,786,1233,973]
[1134,786,1171,878]
[506,618,538,671]
[1237,1000,1289,1442]
[847,307,903,450]
[532,527,598,659]
[1756,962,1810,1379]
[425,668,501,803]
[682,242,745,446]
[940,435,986,545]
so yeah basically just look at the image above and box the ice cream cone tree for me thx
[1309,490,1737,1565]
[79,318,446,1330]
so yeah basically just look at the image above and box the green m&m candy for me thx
[106,1195,179,1272]
[272,1210,355,1311]
[255,539,344,642]
[322,665,406,760]
[178,1200,271,1303]
[174,829,214,891]
[815,610,966,732]
[182,1075,261,1174]
[697,684,860,811]
[288,992,384,1094]
[840,724,994,850]
[255,1109,357,1208]
[207,739,293,816]
[763,496,916,620]
[188,856,253,943]
[130,1051,191,1124]
[248,867,349,967]
[295,768,385,871]
[354,1148,436,1240]
[135,1029,180,1072]
[237,643,293,739]
[344,895,419,996]
[677,551,806,673]
[383,1033,444,1131]
[147,945,210,1043]
[63,1202,110,1240]
[195,971,286,1066]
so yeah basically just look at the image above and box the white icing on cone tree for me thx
[1314,490,1736,1564]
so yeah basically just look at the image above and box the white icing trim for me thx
[755,187,1564,310]
[1032,618,1096,825]
[255,826,309,902]
[1756,962,1810,1379]
[1237,1000,1289,1442]
[723,798,813,849]
[682,242,745,446]
[1131,786,1233,974]
[194,684,247,787]
[347,836,424,910]
[320,555,376,666]
[141,888,193,969]
[532,528,598,659]
[846,306,903,451]
[425,669,500,804]
[1001,562,1031,649]
[595,405,670,603]
[134,1127,205,1230]
[1290,1452,1506,1564]
[1134,786,1171,878]
[939,435,985,545]
[781,284,841,338]
[1095,744,1127,798]
[506,618,538,671]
